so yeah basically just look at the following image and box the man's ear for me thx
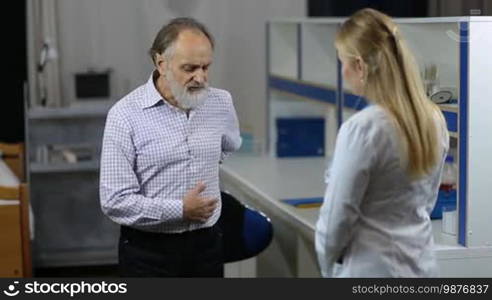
[155,53,167,76]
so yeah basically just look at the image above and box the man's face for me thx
[157,30,213,109]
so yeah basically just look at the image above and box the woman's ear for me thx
[354,56,365,80]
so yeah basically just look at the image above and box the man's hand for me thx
[183,182,218,223]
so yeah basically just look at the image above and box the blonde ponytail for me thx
[335,8,446,178]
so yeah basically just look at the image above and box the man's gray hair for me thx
[149,17,214,64]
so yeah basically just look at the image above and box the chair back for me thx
[218,191,273,263]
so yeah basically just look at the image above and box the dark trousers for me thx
[119,224,224,277]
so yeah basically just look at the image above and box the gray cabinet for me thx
[27,102,119,267]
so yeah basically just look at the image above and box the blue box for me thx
[276,117,325,157]
[442,111,457,133]
[282,197,324,208]
[431,189,457,219]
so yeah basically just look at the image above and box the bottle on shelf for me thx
[431,155,458,220]
[440,155,457,192]
[441,155,457,235]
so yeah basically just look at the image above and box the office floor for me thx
[34,265,119,277]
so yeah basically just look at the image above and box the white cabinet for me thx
[266,17,492,276]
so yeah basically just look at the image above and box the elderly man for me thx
[100,18,241,277]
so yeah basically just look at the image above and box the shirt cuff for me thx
[146,198,183,223]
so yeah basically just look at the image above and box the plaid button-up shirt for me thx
[100,72,241,233]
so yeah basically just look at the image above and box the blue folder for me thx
[282,197,324,208]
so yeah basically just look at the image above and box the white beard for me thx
[166,71,208,110]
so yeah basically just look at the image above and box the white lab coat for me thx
[315,105,449,277]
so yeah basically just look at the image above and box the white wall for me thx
[56,0,305,149]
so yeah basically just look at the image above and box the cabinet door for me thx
[0,203,23,277]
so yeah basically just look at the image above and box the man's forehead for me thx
[173,52,213,65]
[174,30,212,51]
[171,33,211,62]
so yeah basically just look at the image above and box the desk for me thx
[220,155,325,277]
[220,155,492,277]
[221,155,325,241]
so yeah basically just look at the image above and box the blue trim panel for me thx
[458,22,468,246]
[269,76,337,104]
[268,76,368,110]
[343,93,368,111]
[442,111,458,133]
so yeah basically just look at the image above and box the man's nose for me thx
[193,69,207,85]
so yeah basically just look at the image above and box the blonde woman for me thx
[315,8,449,277]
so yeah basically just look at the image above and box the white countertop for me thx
[220,154,489,257]
[222,155,327,202]
[220,155,326,236]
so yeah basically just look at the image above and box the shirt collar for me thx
[141,70,165,109]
